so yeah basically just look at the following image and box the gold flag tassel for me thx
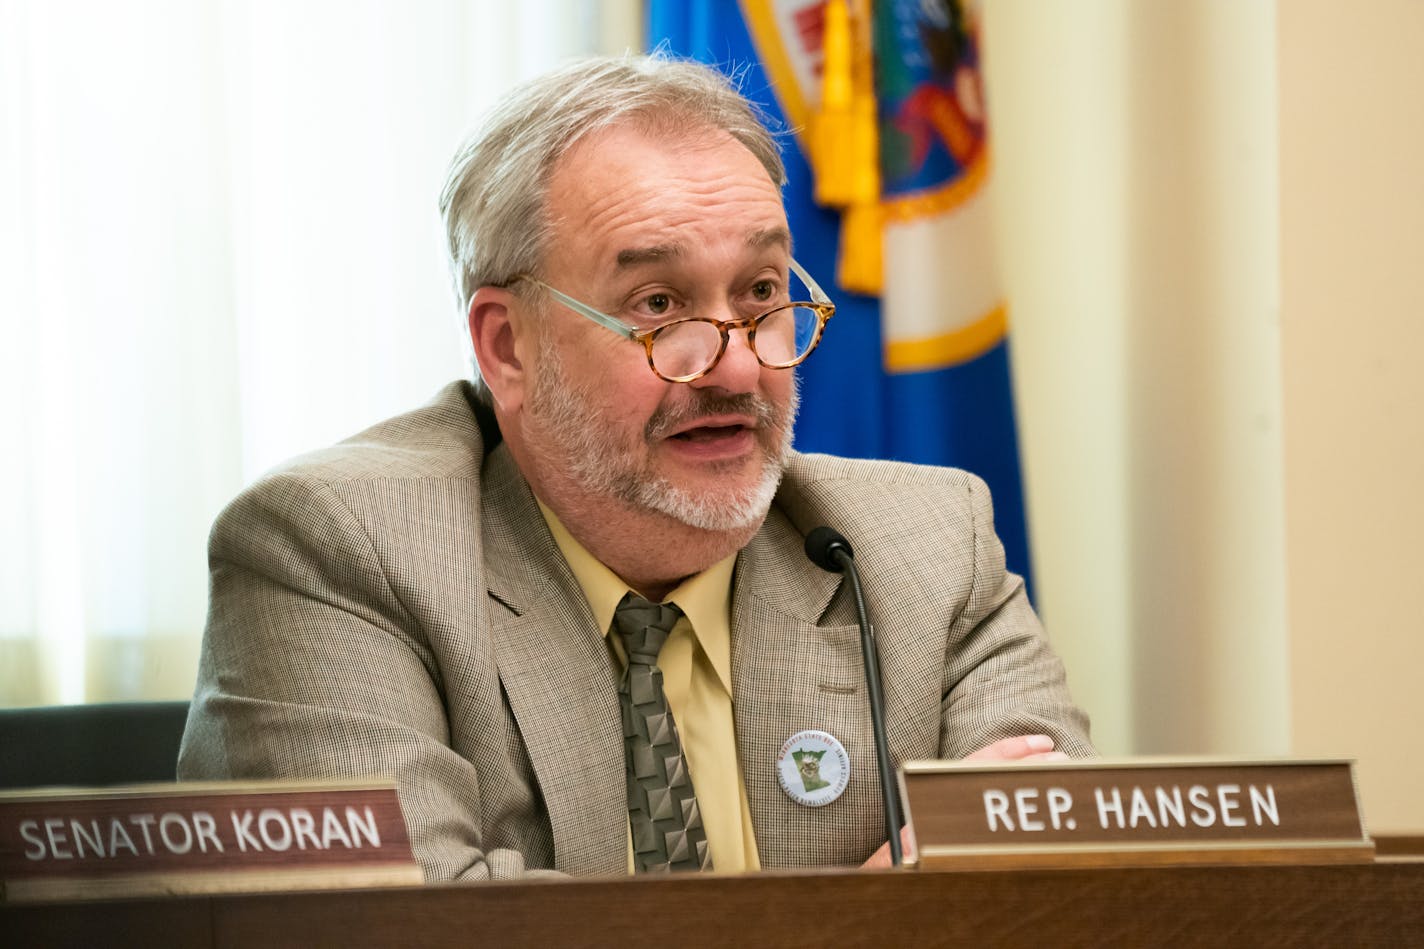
[811,0,882,295]
[811,0,855,205]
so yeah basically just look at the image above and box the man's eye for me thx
[644,293,672,315]
[751,280,776,301]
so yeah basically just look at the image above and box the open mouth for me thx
[669,424,751,443]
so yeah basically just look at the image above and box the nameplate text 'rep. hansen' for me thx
[899,757,1372,870]
[0,779,422,901]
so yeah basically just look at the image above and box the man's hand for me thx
[861,825,914,869]
[963,733,1069,764]
[859,734,1069,868]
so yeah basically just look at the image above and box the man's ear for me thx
[468,286,530,415]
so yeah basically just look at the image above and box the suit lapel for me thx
[477,442,886,870]
[480,449,627,875]
[731,506,884,867]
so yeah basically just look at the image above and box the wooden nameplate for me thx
[0,778,422,902]
[899,756,1373,870]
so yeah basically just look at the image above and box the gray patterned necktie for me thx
[612,592,712,873]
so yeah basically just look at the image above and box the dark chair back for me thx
[0,701,190,790]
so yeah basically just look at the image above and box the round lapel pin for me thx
[777,729,850,807]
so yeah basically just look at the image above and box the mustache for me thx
[644,390,784,441]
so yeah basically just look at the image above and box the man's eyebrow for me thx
[613,228,790,268]
[616,244,684,268]
[747,227,792,252]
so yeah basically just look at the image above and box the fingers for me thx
[964,734,1070,763]
[860,826,916,869]
[860,840,892,869]
[899,824,915,861]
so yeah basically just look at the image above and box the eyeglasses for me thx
[509,258,835,383]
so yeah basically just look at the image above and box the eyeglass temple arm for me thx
[529,281,641,339]
[790,257,834,307]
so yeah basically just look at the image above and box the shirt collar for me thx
[538,501,735,695]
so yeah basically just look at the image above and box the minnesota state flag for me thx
[648,0,1032,589]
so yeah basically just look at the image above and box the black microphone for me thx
[804,526,854,572]
[804,526,904,867]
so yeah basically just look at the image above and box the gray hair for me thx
[438,53,786,391]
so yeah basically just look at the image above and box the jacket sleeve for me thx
[177,470,560,882]
[938,474,1095,759]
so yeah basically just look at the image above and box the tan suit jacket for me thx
[179,381,1091,880]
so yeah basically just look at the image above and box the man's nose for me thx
[690,321,762,393]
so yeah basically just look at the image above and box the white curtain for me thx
[0,0,643,706]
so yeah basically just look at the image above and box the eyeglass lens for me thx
[649,306,821,380]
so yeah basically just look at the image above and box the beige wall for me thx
[981,1,1135,753]
[984,1,1287,758]
[985,0,1422,832]
[1279,0,1424,834]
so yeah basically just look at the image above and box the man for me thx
[179,54,1091,881]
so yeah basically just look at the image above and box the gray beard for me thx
[526,343,797,532]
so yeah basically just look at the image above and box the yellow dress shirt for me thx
[540,503,761,873]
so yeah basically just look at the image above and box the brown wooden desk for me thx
[6,857,1423,949]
